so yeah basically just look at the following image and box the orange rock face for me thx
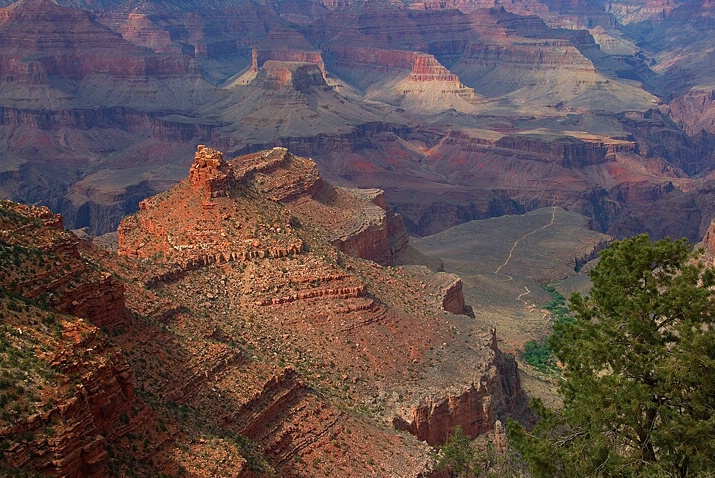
[393,330,522,445]
[112,146,527,475]
[409,54,461,82]
[188,145,233,197]
[2,321,134,477]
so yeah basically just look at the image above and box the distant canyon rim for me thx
[0,0,714,244]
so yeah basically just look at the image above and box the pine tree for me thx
[508,234,715,477]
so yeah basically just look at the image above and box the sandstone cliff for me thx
[392,329,523,445]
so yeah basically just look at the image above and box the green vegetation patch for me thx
[510,235,715,477]
[520,285,574,374]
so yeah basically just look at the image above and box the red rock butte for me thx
[188,145,233,197]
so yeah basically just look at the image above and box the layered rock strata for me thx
[392,329,521,445]
[2,320,134,477]
[330,188,409,265]
[119,146,406,269]
[110,146,528,475]
[0,200,126,327]
[250,46,326,74]
[0,200,134,477]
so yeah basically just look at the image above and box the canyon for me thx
[0,0,713,243]
[1,147,529,476]
[3,0,715,475]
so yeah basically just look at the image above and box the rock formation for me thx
[107,146,531,475]
[0,200,133,477]
[670,86,715,136]
[1,318,134,477]
[392,329,522,445]
[2,143,530,476]
[329,188,409,265]
[6,0,715,470]
[188,145,233,197]
[366,53,486,113]
[119,146,406,269]
[0,200,126,327]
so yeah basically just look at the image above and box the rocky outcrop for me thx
[67,141,530,476]
[372,53,485,113]
[392,329,524,446]
[670,87,715,136]
[189,145,234,198]
[437,273,465,314]
[253,60,329,91]
[409,54,462,82]
[0,200,126,327]
[255,284,366,306]
[0,200,134,477]
[235,147,323,202]
[225,368,305,437]
[119,147,408,271]
[330,188,409,265]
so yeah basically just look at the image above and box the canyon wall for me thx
[0,201,126,327]
[670,87,715,136]
[393,329,525,445]
[0,200,133,477]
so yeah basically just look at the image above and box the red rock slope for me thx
[0,200,132,476]
[2,146,528,476]
[116,146,528,468]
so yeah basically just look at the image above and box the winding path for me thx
[493,207,558,304]
[494,207,557,275]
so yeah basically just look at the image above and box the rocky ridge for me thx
[0,200,133,476]
[116,146,527,470]
[118,145,409,268]
[0,145,530,476]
